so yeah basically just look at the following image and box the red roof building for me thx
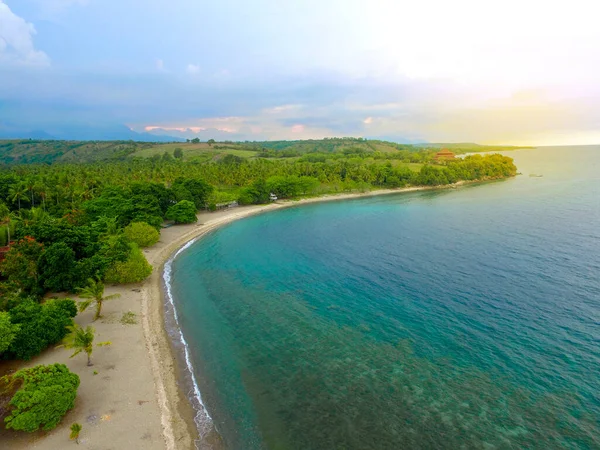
[434,148,456,162]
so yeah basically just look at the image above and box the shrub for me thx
[165,200,197,224]
[124,222,160,248]
[2,363,80,432]
[6,298,77,360]
[104,244,152,284]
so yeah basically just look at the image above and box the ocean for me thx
[167,146,600,449]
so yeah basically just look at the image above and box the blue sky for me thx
[1,0,600,144]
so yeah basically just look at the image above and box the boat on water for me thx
[529,174,544,177]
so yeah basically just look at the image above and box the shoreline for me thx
[150,180,487,449]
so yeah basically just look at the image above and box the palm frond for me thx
[78,299,93,312]
[69,348,83,358]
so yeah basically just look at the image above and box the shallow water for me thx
[170,146,600,449]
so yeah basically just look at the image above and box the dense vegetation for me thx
[0,137,528,165]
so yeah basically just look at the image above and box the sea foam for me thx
[163,237,214,446]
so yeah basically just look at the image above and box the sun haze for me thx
[1,0,599,144]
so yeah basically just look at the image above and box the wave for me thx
[163,237,214,447]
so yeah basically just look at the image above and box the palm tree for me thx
[58,324,111,366]
[77,278,121,321]
[0,203,11,246]
[35,182,47,211]
[70,423,82,444]
[26,178,36,208]
[9,183,27,211]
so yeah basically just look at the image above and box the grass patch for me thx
[132,143,259,161]
[120,311,138,325]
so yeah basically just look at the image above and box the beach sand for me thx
[0,185,459,450]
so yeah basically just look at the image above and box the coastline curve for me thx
[144,181,495,450]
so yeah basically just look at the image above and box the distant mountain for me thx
[144,127,247,142]
[0,122,184,142]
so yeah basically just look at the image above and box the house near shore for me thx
[434,148,456,162]
[215,201,239,210]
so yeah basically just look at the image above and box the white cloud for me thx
[156,58,165,71]
[264,104,303,115]
[0,1,50,66]
[186,63,200,74]
[363,117,373,125]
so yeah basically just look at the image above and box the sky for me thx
[1,0,600,145]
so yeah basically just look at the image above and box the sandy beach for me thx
[0,184,462,450]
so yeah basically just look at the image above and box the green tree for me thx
[0,237,44,295]
[70,423,82,444]
[0,202,11,245]
[38,242,78,292]
[207,138,215,146]
[172,178,213,209]
[9,183,27,211]
[191,137,200,144]
[238,179,270,205]
[58,324,111,366]
[0,311,20,354]
[98,234,130,267]
[173,148,183,159]
[77,278,120,321]
[2,363,80,432]
[124,221,160,247]
[103,243,152,283]
[165,200,197,224]
[7,298,77,360]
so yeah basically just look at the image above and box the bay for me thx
[170,146,600,449]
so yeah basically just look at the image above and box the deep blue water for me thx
[169,146,600,449]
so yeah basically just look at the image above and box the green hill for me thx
[0,138,531,165]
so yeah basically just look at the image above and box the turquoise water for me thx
[169,146,600,449]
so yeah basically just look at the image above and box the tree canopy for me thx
[2,363,80,432]
[124,221,160,247]
[166,200,197,224]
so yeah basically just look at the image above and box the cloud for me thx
[264,104,303,115]
[0,1,50,66]
[156,59,165,71]
[2,64,600,145]
[186,63,200,74]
